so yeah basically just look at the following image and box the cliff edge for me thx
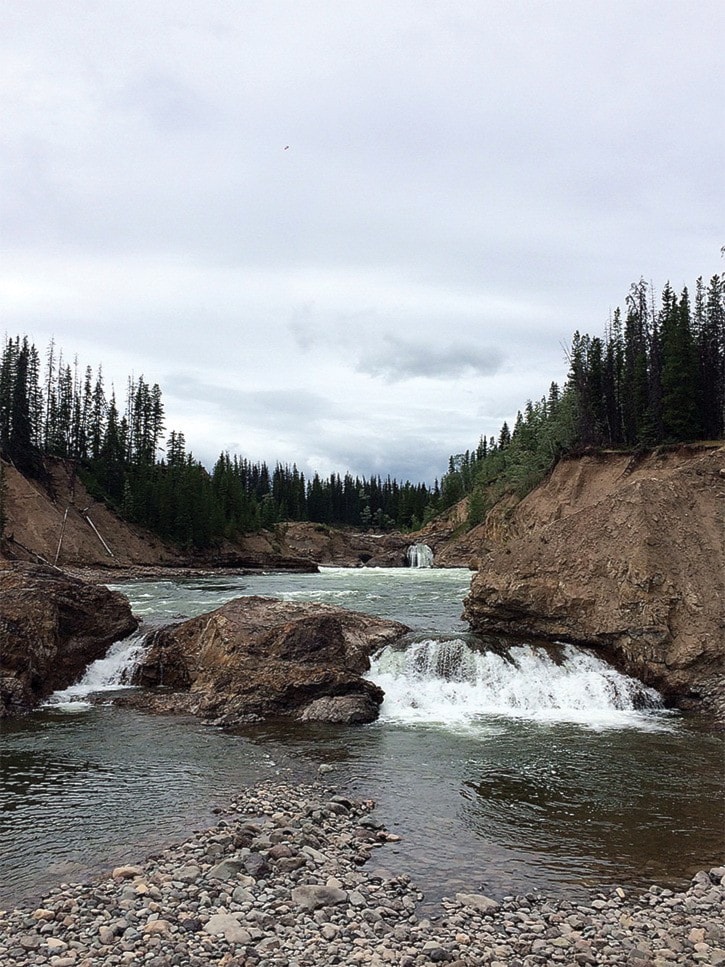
[463,446,725,722]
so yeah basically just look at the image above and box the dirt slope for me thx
[462,445,725,721]
[0,459,183,568]
[0,458,419,572]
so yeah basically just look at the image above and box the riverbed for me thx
[1,567,723,911]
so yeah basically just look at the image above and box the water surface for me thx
[1,567,722,909]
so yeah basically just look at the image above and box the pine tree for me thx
[661,284,699,440]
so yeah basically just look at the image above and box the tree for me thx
[661,284,699,440]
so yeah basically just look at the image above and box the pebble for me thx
[0,780,722,966]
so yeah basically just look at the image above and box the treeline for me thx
[441,273,725,524]
[0,336,434,547]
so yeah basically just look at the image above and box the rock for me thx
[203,913,251,943]
[290,885,349,911]
[174,864,201,883]
[207,859,245,880]
[463,447,725,720]
[128,597,408,725]
[0,562,138,717]
[243,852,270,878]
[297,693,382,724]
[455,892,501,914]
[32,908,56,920]
[238,521,413,569]
[112,865,143,880]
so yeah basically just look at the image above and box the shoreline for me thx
[2,780,723,966]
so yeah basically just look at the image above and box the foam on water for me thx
[369,638,668,731]
[44,633,147,709]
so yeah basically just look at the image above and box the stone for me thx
[32,908,56,920]
[207,859,245,880]
[127,597,408,725]
[175,865,201,883]
[291,885,349,911]
[203,913,251,944]
[45,938,68,950]
[98,925,118,944]
[112,865,143,880]
[455,892,501,914]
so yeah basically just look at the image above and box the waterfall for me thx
[43,633,147,709]
[407,543,434,568]
[369,638,664,728]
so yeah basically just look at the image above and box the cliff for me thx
[0,458,415,572]
[0,561,138,716]
[462,445,725,722]
[0,458,184,568]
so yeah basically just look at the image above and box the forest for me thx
[0,339,434,546]
[1,273,723,547]
[438,274,724,523]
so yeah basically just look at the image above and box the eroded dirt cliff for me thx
[0,459,184,568]
[0,458,420,573]
[462,445,725,721]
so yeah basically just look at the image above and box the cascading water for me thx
[369,637,665,728]
[407,543,434,568]
[44,632,147,709]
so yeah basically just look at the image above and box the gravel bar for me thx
[1,781,723,966]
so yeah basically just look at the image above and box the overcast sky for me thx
[1,1,723,483]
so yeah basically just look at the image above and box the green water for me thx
[1,568,722,909]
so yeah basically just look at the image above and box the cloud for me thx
[1,0,723,484]
[356,336,505,382]
[164,374,334,423]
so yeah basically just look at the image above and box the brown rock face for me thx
[242,523,413,568]
[463,447,725,722]
[129,596,409,725]
[0,562,139,716]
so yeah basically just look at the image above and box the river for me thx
[1,567,723,911]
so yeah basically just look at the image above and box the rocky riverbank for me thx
[1,782,722,967]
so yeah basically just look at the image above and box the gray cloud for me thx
[164,374,334,424]
[1,0,723,483]
[356,336,505,382]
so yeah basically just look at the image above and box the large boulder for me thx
[0,562,139,716]
[463,447,725,722]
[129,596,409,725]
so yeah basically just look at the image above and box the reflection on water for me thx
[2,568,723,909]
[239,715,725,904]
[0,707,288,908]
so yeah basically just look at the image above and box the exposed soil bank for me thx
[462,445,725,724]
[0,457,424,572]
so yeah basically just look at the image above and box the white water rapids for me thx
[406,543,434,568]
[44,626,664,730]
[369,637,664,729]
[44,633,147,710]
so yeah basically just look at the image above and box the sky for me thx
[1,1,723,484]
